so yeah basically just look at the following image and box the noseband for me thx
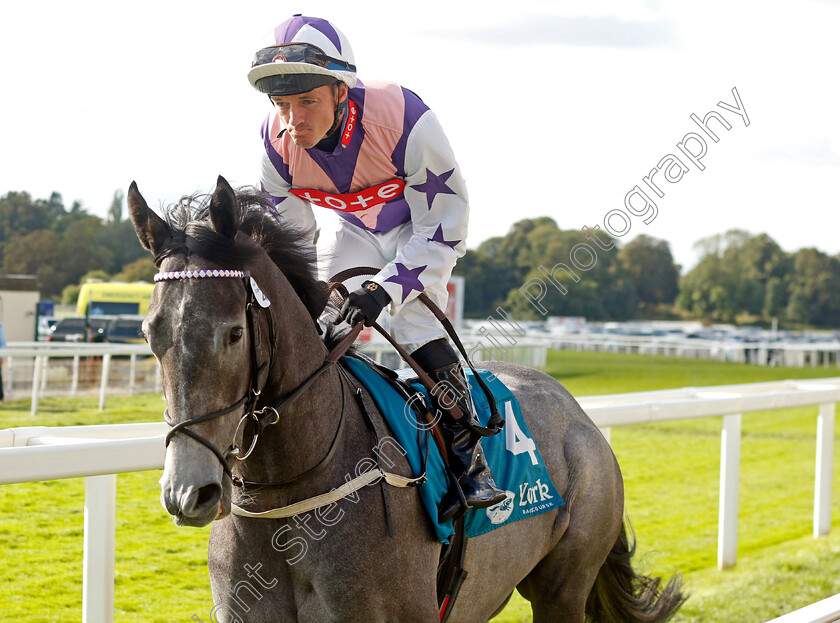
[157,268,279,484]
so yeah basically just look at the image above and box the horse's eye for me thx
[229,327,244,344]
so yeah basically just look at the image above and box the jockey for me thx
[248,14,506,522]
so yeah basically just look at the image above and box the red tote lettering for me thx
[289,179,406,213]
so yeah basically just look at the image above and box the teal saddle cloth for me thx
[342,356,564,543]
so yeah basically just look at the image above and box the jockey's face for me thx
[271,83,347,149]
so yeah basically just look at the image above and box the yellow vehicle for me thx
[76,282,155,316]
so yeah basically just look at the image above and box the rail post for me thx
[71,354,80,397]
[4,356,12,401]
[718,413,742,569]
[30,355,42,416]
[40,355,49,393]
[99,354,112,411]
[814,403,835,537]
[82,474,116,623]
[129,353,137,396]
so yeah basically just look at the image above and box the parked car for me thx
[103,316,146,344]
[37,316,59,341]
[48,317,112,342]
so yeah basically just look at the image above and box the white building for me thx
[0,275,40,342]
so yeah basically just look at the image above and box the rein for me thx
[230,365,427,520]
[329,267,503,436]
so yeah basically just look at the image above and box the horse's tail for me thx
[585,519,687,623]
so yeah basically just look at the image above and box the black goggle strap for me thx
[253,43,356,72]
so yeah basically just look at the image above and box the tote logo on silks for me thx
[289,179,405,213]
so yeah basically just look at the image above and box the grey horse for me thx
[128,176,685,622]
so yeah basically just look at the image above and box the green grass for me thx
[0,394,211,623]
[0,392,167,427]
[499,351,840,622]
[546,349,840,395]
[2,351,840,622]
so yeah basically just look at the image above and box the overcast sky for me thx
[1,0,837,272]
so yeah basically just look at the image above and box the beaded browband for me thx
[154,269,250,282]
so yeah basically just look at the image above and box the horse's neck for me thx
[236,364,360,505]
[234,311,355,497]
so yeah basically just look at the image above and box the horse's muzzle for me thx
[161,481,224,527]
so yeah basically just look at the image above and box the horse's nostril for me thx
[195,483,222,510]
[161,487,179,515]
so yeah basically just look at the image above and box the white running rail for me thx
[1,378,838,621]
[765,593,840,623]
[0,341,548,415]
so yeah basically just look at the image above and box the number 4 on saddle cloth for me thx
[341,355,565,543]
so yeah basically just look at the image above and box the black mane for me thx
[156,187,327,320]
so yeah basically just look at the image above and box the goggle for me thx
[252,42,356,73]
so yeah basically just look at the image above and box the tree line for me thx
[2,190,838,329]
[0,190,154,304]
[454,218,840,329]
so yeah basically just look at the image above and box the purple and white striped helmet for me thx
[248,15,357,95]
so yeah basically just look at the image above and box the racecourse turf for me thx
[1,350,839,622]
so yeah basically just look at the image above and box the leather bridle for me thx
[159,269,276,483]
[156,267,362,488]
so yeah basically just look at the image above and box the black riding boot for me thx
[412,339,506,522]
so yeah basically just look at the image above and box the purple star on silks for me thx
[385,263,427,302]
[429,225,461,249]
[261,194,285,215]
[411,168,457,209]
[259,185,285,209]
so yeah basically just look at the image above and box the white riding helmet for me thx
[247,14,357,96]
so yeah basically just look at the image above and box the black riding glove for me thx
[335,281,391,327]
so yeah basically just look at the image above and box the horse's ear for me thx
[209,175,239,240]
[127,181,171,254]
